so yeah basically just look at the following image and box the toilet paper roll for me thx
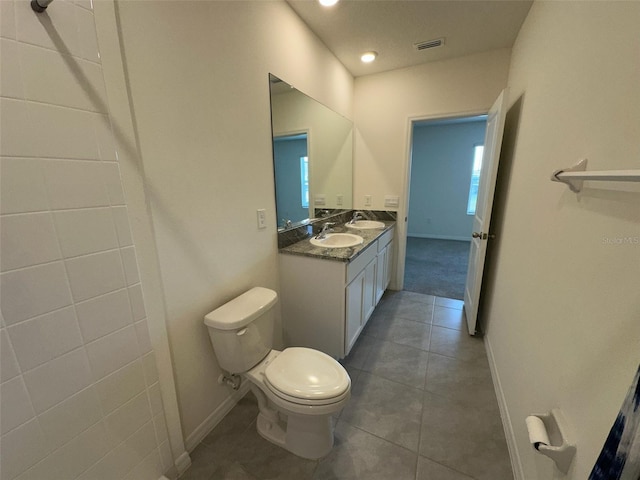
[526,415,550,450]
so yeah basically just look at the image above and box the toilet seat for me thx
[264,347,350,406]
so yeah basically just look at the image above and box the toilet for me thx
[204,286,351,459]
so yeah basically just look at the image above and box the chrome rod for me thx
[31,0,54,13]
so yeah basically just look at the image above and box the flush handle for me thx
[236,328,247,336]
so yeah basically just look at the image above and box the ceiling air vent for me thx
[414,38,445,51]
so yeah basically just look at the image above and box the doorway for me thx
[404,116,487,300]
[273,133,309,228]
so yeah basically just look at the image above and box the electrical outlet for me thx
[364,195,372,206]
[257,209,266,229]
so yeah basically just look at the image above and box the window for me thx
[466,145,484,215]
[300,156,309,208]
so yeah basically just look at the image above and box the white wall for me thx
[483,2,640,479]
[113,0,354,447]
[0,1,172,478]
[353,49,511,287]
[408,120,486,240]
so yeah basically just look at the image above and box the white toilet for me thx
[204,286,351,459]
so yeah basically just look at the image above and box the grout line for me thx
[425,349,485,365]
[0,242,126,274]
[10,35,101,66]
[355,363,426,394]
[339,421,419,457]
[5,92,108,115]
[417,453,480,480]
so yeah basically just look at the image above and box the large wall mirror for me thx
[269,74,353,230]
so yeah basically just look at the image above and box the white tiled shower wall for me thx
[0,1,171,478]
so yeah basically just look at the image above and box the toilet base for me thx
[243,352,348,460]
[256,411,334,460]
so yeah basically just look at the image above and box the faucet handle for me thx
[349,211,365,224]
[314,222,336,240]
[322,222,335,232]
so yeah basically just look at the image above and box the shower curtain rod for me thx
[31,0,54,13]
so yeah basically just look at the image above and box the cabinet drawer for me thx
[377,228,394,252]
[346,243,377,284]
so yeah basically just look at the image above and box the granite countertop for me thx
[278,221,395,263]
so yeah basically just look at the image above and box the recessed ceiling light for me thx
[361,51,378,63]
[318,0,339,6]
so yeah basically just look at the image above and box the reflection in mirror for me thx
[273,133,309,226]
[269,74,353,231]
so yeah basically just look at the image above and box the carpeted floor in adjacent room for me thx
[403,237,470,300]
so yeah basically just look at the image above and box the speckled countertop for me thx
[278,221,395,263]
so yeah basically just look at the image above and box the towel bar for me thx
[551,159,640,193]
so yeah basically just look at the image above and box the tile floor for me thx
[180,291,513,480]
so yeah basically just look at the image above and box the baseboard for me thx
[174,451,191,477]
[184,382,251,453]
[160,465,178,480]
[407,233,471,242]
[484,334,525,480]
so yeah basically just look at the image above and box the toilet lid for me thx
[264,347,350,402]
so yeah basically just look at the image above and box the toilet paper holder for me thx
[526,409,576,474]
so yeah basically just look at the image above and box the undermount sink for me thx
[345,220,385,230]
[310,233,364,249]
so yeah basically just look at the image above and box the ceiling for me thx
[286,0,533,77]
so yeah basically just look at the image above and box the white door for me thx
[463,89,508,335]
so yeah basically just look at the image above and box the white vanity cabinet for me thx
[345,246,377,355]
[279,227,394,359]
[375,229,394,304]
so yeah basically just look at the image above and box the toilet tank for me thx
[204,287,277,374]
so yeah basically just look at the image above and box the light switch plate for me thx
[315,194,326,206]
[336,194,343,205]
[257,209,266,229]
[364,195,372,206]
[384,195,399,208]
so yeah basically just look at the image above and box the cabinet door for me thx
[345,270,365,355]
[384,241,394,290]
[375,245,387,304]
[363,258,377,324]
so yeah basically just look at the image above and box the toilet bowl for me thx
[204,287,351,459]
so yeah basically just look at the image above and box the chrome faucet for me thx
[314,222,335,240]
[348,211,365,224]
